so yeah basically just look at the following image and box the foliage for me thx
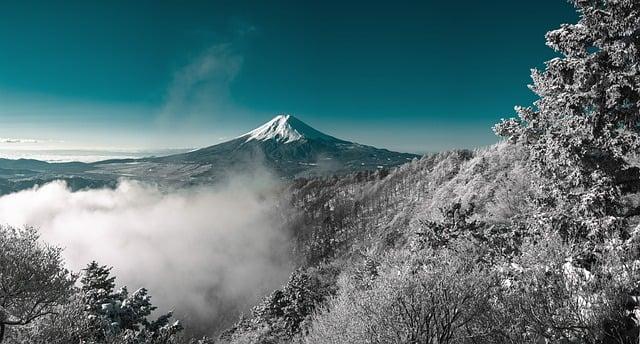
[415,201,528,265]
[302,242,497,344]
[286,150,476,266]
[223,265,340,344]
[494,0,640,239]
[79,261,184,343]
[0,225,75,343]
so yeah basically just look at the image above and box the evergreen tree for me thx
[81,261,117,316]
[79,262,182,343]
[494,0,640,240]
[119,288,157,331]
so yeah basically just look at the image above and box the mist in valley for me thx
[0,171,294,335]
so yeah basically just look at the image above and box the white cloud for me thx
[158,44,244,128]
[0,137,40,143]
[0,175,292,333]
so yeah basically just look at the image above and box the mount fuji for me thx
[150,114,419,178]
[0,115,420,193]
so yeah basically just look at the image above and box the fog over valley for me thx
[0,173,293,334]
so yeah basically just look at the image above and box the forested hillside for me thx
[2,0,640,343]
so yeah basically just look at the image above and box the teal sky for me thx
[0,0,576,153]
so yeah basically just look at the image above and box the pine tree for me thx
[494,0,640,240]
[119,288,156,331]
[79,262,182,342]
[81,261,117,316]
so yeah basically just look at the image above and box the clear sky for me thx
[0,0,577,153]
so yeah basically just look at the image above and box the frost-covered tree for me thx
[303,245,495,344]
[82,262,117,316]
[0,226,75,343]
[224,267,338,343]
[494,0,640,237]
[80,262,183,343]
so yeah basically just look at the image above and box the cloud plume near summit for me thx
[0,173,293,332]
[156,43,247,135]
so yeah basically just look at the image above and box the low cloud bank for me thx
[0,175,293,334]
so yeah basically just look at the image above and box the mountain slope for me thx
[153,114,419,178]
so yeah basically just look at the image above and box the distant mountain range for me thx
[0,115,420,193]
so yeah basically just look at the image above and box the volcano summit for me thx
[151,115,419,178]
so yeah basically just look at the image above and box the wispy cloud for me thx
[157,44,243,127]
[154,21,266,142]
[0,137,40,143]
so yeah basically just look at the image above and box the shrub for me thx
[0,226,75,343]
[303,244,496,344]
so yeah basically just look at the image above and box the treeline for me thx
[3,0,640,343]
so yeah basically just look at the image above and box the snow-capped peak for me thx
[241,114,341,144]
